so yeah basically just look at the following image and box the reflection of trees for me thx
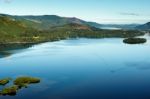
[0,51,11,58]
[0,43,33,51]
[0,43,33,58]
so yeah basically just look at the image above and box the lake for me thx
[0,37,150,99]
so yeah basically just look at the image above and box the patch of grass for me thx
[123,38,147,44]
[0,86,19,96]
[0,76,41,96]
[0,78,11,86]
[14,77,40,88]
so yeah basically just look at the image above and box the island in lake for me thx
[0,76,40,96]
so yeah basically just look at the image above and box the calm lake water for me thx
[0,37,150,99]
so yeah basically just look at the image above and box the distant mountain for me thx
[100,24,140,30]
[0,13,140,30]
[85,22,102,28]
[136,22,150,30]
[0,14,102,30]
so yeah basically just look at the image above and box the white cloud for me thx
[120,12,140,16]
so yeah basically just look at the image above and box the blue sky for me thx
[0,0,150,24]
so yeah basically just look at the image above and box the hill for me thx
[136,22,150,30]
[0,14,101,30]
[0,14,145,44]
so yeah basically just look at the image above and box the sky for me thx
[0,0,150,24]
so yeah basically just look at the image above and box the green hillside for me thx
[0,14,145,44]
[0,16,27,43]
[4,14,101,30]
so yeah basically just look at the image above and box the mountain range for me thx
[0,13,102,30]
[135,22,150,30]
[1,13,148,30]
[0,13,147,44]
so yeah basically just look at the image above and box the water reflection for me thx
[0,43,34,58]
[0,43,34,51]
[0,51,11,58]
